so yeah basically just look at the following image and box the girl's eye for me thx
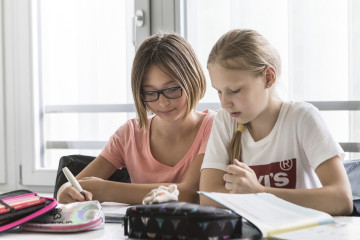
[230,88,241,94]
[143,91,157,97]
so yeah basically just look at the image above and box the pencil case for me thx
[21,200,105,232]
[124,201,242,239]
[0,189,57,232]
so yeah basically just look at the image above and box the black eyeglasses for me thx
[141,86,183,102]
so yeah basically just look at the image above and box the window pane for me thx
[44,113,136,142]
[42,112,136,169]
[33,0,135,169]
[38,0,134,105]
[185,0,360,159]
[186,0,288,102]
[289,0,348,101]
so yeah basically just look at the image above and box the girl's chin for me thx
[234,116,248,125]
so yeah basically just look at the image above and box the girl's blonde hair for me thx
[207,29,281,161]
[132,32,206,129]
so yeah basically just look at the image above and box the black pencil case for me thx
[124,201,242,239]
[0,189,57,232]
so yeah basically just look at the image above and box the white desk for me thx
[0,223,127,240]
[2,217,360,240]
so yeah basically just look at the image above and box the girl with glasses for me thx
[199,29,353,216]
[57,33,215,204]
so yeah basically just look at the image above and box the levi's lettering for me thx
[250,158,297,188]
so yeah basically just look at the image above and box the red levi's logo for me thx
[250,158,297,189]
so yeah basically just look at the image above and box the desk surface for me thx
[1,221,260,240]
[1,216,359,240]
[0,223,127,240]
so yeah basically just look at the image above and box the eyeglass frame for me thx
[141,86,183,102]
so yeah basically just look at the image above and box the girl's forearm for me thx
[263,186,353,216]
[100,181,199,205]
[102,181,166,204]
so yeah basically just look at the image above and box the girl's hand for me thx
[57,182,93,203]
[78,177,107,202]
[223,159,264,193]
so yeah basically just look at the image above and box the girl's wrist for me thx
[101,180,118,202]
[258,185,267,193]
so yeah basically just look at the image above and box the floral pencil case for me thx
[0,189,57,232]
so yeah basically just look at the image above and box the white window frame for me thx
[349,0,360,151]
[2,0,47,191]
[0,1,5,184]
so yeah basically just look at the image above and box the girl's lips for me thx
[230,112,240,117]
[159,109,175,115]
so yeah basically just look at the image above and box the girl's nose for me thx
[157,93,170,107]
[220,93,232,109]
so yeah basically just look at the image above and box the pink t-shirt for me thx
[100,110,215,183]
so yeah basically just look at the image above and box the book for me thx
[101,202,131,223]
[274,216,360,240]
[199,192,335,238]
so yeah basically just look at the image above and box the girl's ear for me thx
[264,66,276,88]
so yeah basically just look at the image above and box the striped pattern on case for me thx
[0,193,46,215]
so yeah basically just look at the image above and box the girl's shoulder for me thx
[279,101,323,129]
[209,108,237,133]
[116,115,155,135]
[283,101,319,117]
[196,109,217,128]
[202,109,217,120]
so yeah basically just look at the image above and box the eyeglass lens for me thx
[142,87,182,102]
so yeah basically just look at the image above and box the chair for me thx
[344,159,360,216]
[53,154,131,198]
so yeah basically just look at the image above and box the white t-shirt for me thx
[201,101,344,189]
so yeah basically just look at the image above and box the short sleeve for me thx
[100,120,134,169]
[299,105,345,170]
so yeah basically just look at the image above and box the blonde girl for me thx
[200,29,353,216]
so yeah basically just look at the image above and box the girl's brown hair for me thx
[131,32,206,129]
[207,29,281,161]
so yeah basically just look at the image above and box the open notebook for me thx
[199,192,335,238]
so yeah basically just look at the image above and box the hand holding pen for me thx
[62,167,92,201]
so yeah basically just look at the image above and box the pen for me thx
[62,167,87,200]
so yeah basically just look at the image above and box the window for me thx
[186,0,360,159]
[1,0,359,191]
[31,0,136,184]
[1,0,136,188]
[33,0,135,170]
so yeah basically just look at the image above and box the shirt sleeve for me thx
[100,121,133,169]
[299,104,345,170]
[201,109,237,171]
